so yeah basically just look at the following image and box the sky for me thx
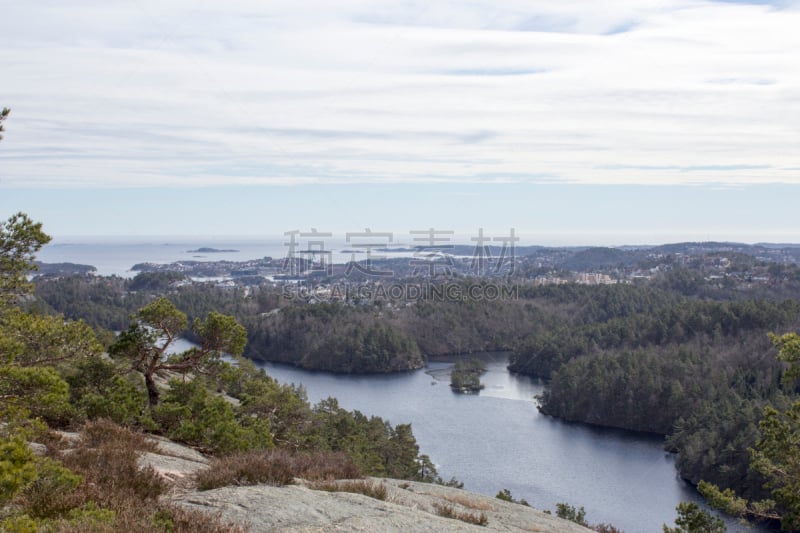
[2,0,800,244]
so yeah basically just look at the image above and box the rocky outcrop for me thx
[173,478,594,532]
[41,430,592,532]
[138,435,209,483]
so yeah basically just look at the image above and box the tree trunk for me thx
[145,373,160,406]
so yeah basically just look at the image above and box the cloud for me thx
[1,0,799,188]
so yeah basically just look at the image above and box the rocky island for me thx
[450,358,487,393]
[186,247,240,253]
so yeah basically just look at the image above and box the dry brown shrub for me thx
[196,449,294,490]
[62,430,166,504]
[153,505,248,533]
[440,493,494,511]
[433,502,489,527]
[77,418,158,452]
[290,450,362,481]
[40,503,247,533]
[28,420,243,532]
[309,479,387,501]
[592,524,624,533]
[197,449,362,491]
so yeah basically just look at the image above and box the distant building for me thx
[575,272,616,285]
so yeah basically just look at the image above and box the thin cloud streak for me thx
[1,0,799,188]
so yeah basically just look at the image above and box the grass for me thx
[196,449,362,491]
[309,479,387,501]
[433,502,489,527]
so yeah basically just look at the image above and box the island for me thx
[450,358,487,393]
[34,261,96,276]
[186,247,240,253]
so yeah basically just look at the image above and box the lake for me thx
[256,353,773,533]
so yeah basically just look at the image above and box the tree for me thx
[0,213,78,429]
[698,332,800,531]
[450,358,485,392]
[772,331,800,386]
[236,370,312,449]
[0,212,51,308]
[152,378,272,453]
[0,307,102,367]
[663,502,726,533]
[749,402,800,530]
[495,488,529,506]
[110,297,247,405]
[0,365,73,426]
[0,108,8,141]
[751,333,800,530]
[65,357,149,426]
[555,502,588,527]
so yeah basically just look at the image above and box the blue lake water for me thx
[256,353,774,533]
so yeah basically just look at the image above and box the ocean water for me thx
[36,238,284,277]
[36,236,418,277]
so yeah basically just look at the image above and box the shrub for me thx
[496,488,513,502]
[40,503,116,532]
[150,505,247,533]
[0,514,38,533]
[19,456,82,518]
[196,449,362,491]
[434,476,464,489]
[309,479,387,501]
[0,435,37,505]
[78,418,158,452]
[432,502,488,526]
[60,420,165,505]
[196,449,294,490]
[0,420,245,532]
[592,524,624,533]
[289,450,363,481]
[16,503,244,533]
[441,493,493,511]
